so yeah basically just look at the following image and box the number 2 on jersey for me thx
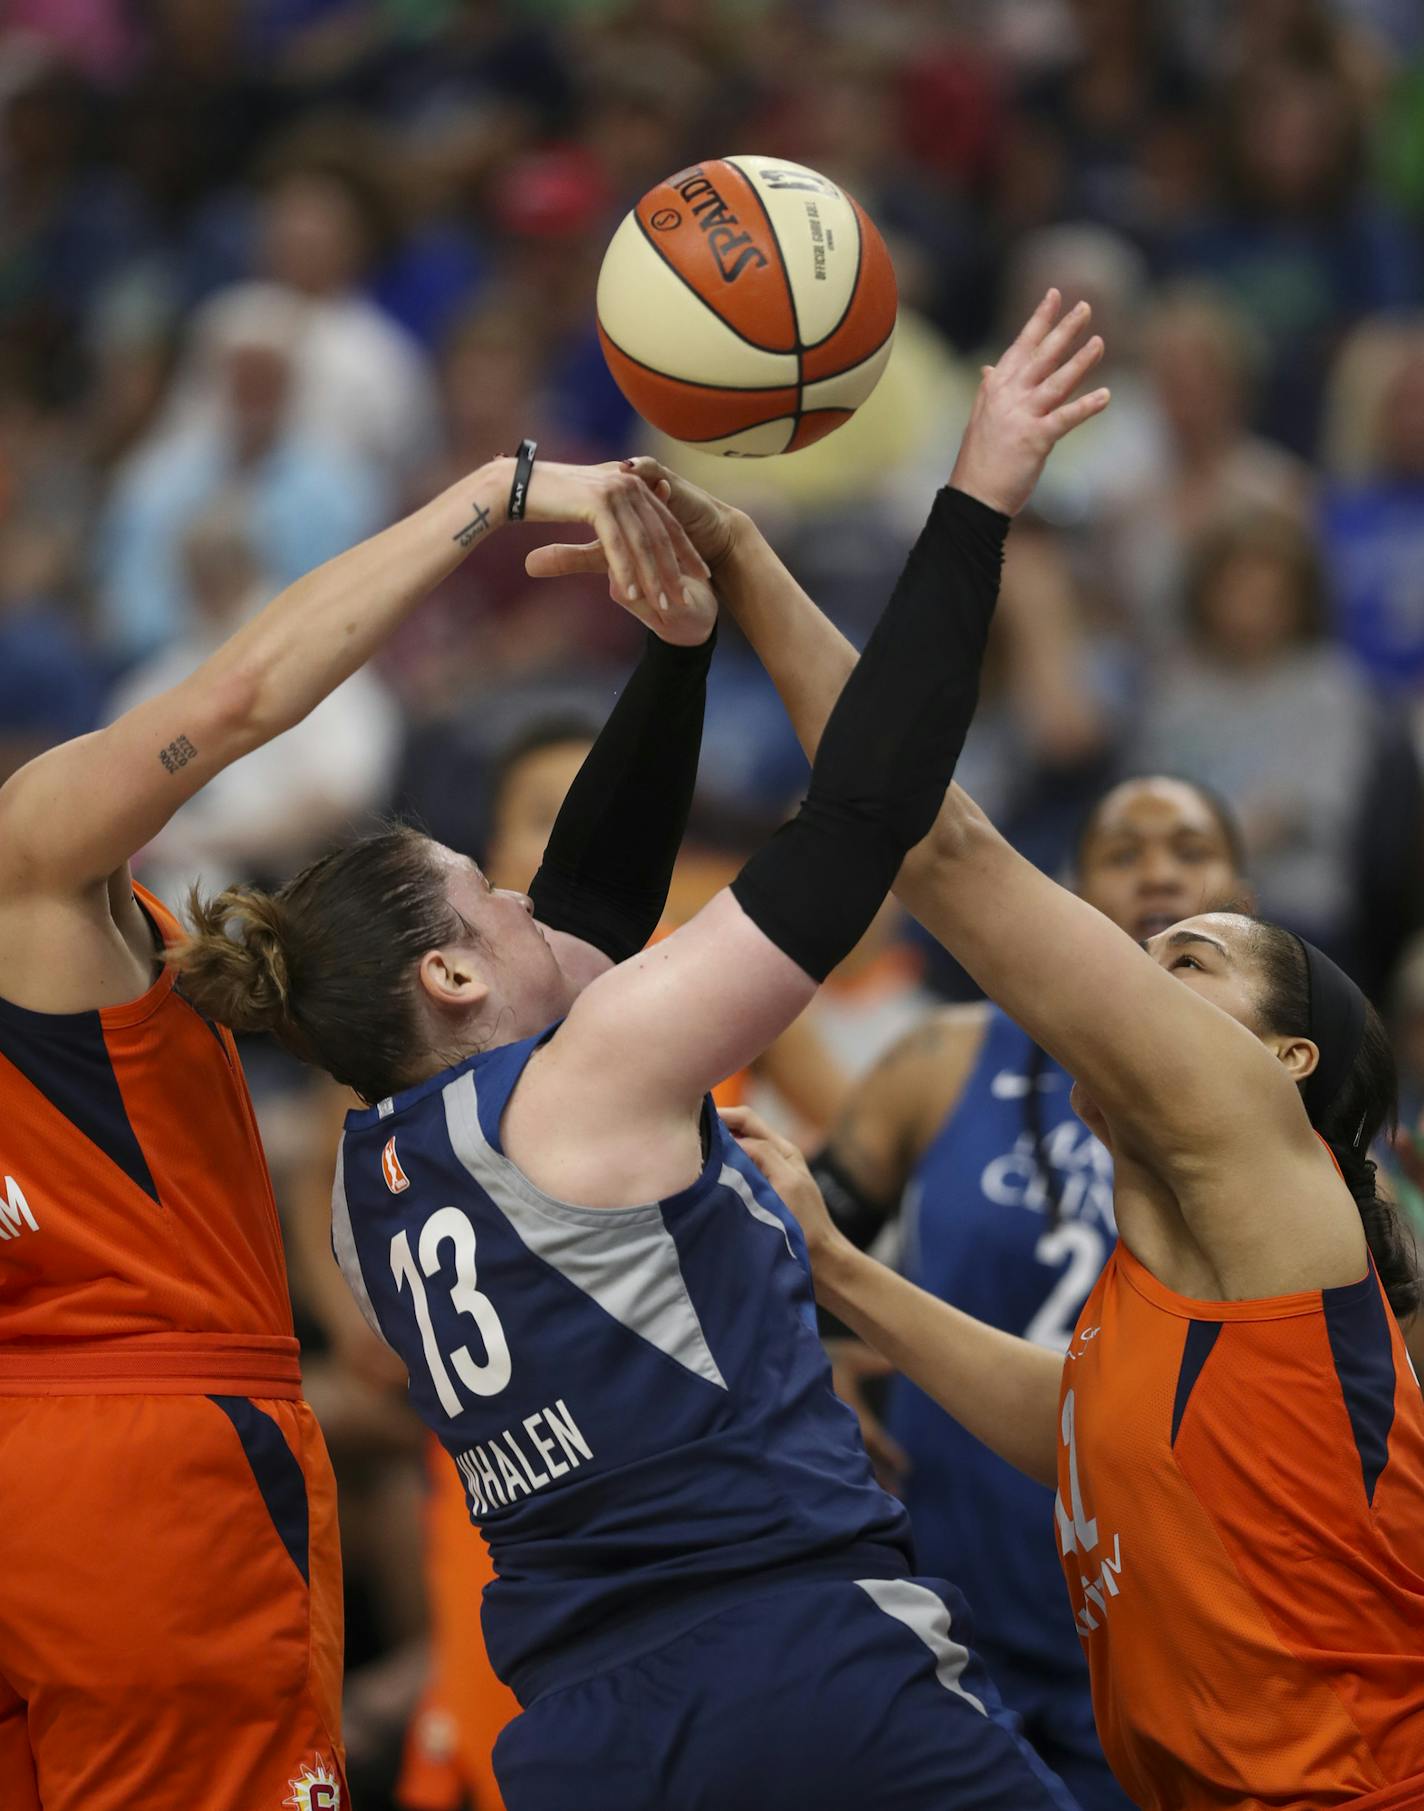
[1024,1220,1105,1352]
[391,1206,512,1416]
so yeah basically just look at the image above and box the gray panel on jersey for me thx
[443,1070,727,1390]
[330,1131,386,1339]
[855,1577,987,1714]
[718,1161,796,1260]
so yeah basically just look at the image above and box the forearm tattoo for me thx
[453,501,492,549]
[158,734,197,774]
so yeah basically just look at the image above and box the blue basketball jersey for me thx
[887,1008,1116,1679]
[332,1026,912,1700]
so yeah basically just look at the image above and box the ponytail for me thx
[1252,922,1420,1319]
[175,885,309,1047]
[1328,1133,1419,1322]
[170,825,465,1103]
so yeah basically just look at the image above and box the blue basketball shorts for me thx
[493,1573,1081,1811]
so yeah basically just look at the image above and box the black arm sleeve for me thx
[731,487,1007,981]
[527,626,714,964]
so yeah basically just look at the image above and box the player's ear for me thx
[1270,1033,1319,1085]
[417,947,490,1014]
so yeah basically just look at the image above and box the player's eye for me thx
[1172,954,1203,972]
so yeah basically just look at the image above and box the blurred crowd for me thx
[3,0,1424,1802]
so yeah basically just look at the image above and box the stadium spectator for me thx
[1010,0,1206,238]
[1129,509,1418,978]
[1167,55,1421,452]
[1319,314,1424,687]
[95,282,388,660]
[0,46,149,400]
[169,124,440,484]
[0,517,104,784]
[1105,282,1314,649]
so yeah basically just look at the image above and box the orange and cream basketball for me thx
[597,155,897,456]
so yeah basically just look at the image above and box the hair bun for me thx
[237,907,292,1015]
[172,884,300,1040]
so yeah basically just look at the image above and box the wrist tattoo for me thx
[158,734,197,774]
[453,501,492,548]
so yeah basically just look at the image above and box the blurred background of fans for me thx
[2,0,1422,1802]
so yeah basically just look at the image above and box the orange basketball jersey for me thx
[1056,1239,1424,1811]
[0,885,298,1394]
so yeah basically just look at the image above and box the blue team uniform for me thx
[333,1025,1079,1811]
[886,1007,1132,1811]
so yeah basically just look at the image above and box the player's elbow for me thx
[898,788,990,903]
[216,654,294,756]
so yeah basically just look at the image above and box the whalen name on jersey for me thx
[454,1398,593,1516]
[332,1023,911,1702]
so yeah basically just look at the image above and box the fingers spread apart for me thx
[998,287,1062,377]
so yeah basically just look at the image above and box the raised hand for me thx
[526,458,742,582]
[949,289,1109,518]
[525,459,742,651]
[521,458,718,647]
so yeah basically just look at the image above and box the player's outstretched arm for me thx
[0,461,707,1008]
[510,489,1034,1204]
[897,789,1358,1298]
[505,294,1106,1208]
[0,460,704,901]
[725,1106,1062,1484]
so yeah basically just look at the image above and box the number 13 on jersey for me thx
[391,1206,512,1416]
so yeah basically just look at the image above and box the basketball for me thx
[596,155,898,456]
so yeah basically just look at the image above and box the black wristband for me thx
[508,438,538,521]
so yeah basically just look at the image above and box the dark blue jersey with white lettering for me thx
[887,1008,1116,1680]
[333,1025,911,1698]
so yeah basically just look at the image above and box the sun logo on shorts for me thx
[284,1757,341,1810]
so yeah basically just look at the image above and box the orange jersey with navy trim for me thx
[1057,1239,1424,1811]
[0,885,298,1392]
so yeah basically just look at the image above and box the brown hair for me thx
[257,114,400,266]
[172,825,471,1103]
[1183,511,1328,650]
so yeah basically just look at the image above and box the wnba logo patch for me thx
[284,1757,341,1809]
[381,1137,410,1194]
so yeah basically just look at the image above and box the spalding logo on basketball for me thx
[597,155,897,457]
